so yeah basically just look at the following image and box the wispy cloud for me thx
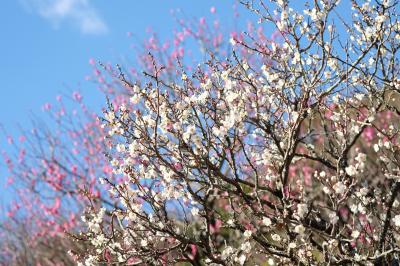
[21,0,108,35]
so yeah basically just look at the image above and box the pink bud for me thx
[189,244,197,260]
[72,91,83,102]
[42,103,51,111]
[174,162,183,171]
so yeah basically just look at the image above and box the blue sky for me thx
[0,0,243,210]
[0,1,239,128]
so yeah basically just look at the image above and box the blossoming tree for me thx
[1,6,243,264]
[0,93,113,264]
[74,0,400,265]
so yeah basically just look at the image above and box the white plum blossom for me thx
[351,230,360,239]
[243,230,252,239]
[191,207,200,217]
[262,217,272,226]
[294,224,305,235]
[333,181,346,195]
[345,165,357,176]
[272,234,281,242]
[393,215,400,227]
[297,204,308,219]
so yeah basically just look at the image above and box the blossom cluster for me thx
[74,1,400,264]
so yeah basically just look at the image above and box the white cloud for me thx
[21,0,109,35]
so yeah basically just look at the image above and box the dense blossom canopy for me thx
[73,0,400,265]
